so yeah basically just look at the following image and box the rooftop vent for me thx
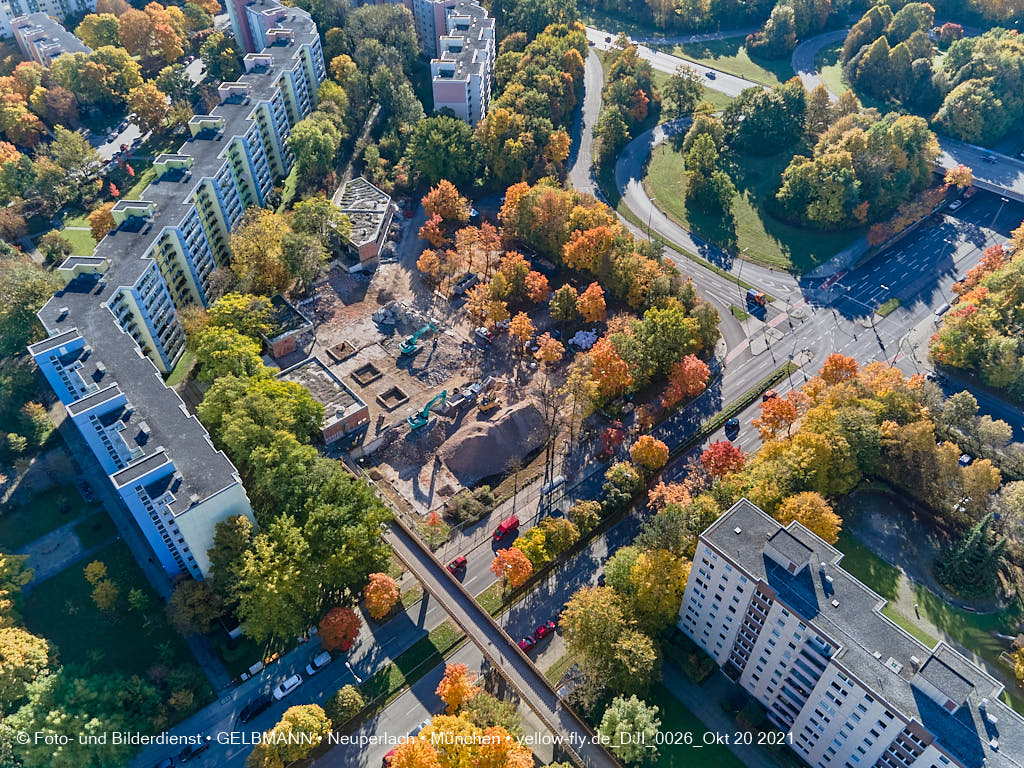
[873,651,882,660]
[831,599,839,608]
[989,739,998,751]
[138,421,151,437]
[734,527,742,535]
[886,657,904,674]
[57,306,69,321]
[94,362,106,379]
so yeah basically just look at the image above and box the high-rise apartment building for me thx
[679,499,1022,768]
[10,11,90,65]
[29,1,326,582]
[429,1,493,124]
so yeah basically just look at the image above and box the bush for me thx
[325,684,365,726]
[446,486,494,524]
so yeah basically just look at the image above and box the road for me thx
[790,28,848,95]
[567,48,605,198]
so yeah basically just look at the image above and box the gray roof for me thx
[704,500,1024,768]
[332,177,393,248]
[276,357,365,430]
[433,1,493,80]
[13,13,91,59]
[265,294,312,340]
[766,527,812,564]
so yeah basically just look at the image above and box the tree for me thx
[0,626,48,707]
[462,690,522,736]
[324,684,364,725]
[208,513,254,595]
[288,113,342,180]
[291,195,350,245]
[629,549,690,634]
[661,354,710,408]
[568,500,602,535]
[944,164,973,189]
[281,232,327,294]
[271,704,332,763]
[819,353,858,385]
[387,736,442,768]
[37,231,72,265]
[404,115,479,187]
[230,208,288,294]
[207,292,272,338]
[91,579,120,613]
[83,560,107,585]
[167,579,225,635]
[200,31,241,81]
[422,180,469,224]
[363,572,399,620]
[599,695,661,765]
[194,325,265,382]
[589,338,633,398]
[89,202,116,241]
[700,440,746,478]
[776,492,841,544]
[535,333,564,366]
[662,65,704,119]
[508,312,534,353]
[128,81,169,133]
[577,282,607,322]
[436,662,479,714]
[943,391,978,434]
[490,547,532,590]
[0,259,60,355]
[77,13,121,48]
[685,133,736,213]
[935,513,1006,599]
[753,395,799,440]
[630,436,669,472]
[319,606,361,652]
[550,284,580,324]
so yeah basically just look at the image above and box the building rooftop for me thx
[431,1,494,82]
[12,12,91,60]
[265,294,312,341]
[277,357,365,433]
[332,177,394,249]
[704,500,1024,768]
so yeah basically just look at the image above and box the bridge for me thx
[384,518,621,768]
[937,138,1024,204]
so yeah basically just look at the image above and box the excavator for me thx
[408,390,447,430]
[477,391,500,413]
[399,322,437,356]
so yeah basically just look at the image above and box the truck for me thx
[746,289,767,307]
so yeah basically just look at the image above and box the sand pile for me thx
[437,400,545,485]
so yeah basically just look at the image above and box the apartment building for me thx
[28,1,326,582]
[429,1,494,124]
[679,499,1023,768]
[10,12,90,64]
[0,0,93,38]
[403,0,454,56]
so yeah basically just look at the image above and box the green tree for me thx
[0,626,49,709]
[684,133,736,214]
[76,13,121,48]
[287,113,342,180]
[291,195,351,246]
[167,579,226,635]
[48,126,100,181]
[462,690,522,736]
[208,513,255,597]
[37,231,72,265]
[549,284,580,324]
[662,65,704,119]
[598,695,661,765]
[404,115,479,187]
[200,31,241,81]
[935,513,1006,599]
[50,46,143,106]
[0,258,60,355]
[207,292,273,338]
[155,63,193,102]
[325,684,365,725]
[194,325,266,382]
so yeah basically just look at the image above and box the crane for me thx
[399,322,437,356]
[407,390,447,430]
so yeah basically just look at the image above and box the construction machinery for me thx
[477,392,500,412]
[408,390,447,430]
[399,322,437,356]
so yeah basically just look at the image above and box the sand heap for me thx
[437,400,545,486]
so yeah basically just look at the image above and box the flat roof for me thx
[265,293,312,340]
[332,177,393,248]
[277,357,364,429]
[432,1,493,81]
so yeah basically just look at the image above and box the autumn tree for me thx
[422,179,469,224]
[700,440,746,478]
[319,606,360,652]
[589,338,633,398]
[661,354,710,408]
[230,208,288,294]
[776,492,841,544]
[0,627,49,706]
[436,662,479,714]
[363,573,399,620]
[490,547,532,590]
[128,81,169,132]
[550,284,580,324]
[577,282,607,322]
[944,164,973,189]
[83,560,107,585]
[508,312,534,353]
[819,353,858,385]
[630,435,669,472]
[753,395,799,440]
[525,270,549,303]
[167,579,225,635]
[629,549,691,634]
[418,214,447,248]
[534,333,564,366]
[325,684,365,725]
[89,202,115,241]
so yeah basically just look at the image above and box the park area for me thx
[655,36,796,87]
[644,143,863,273]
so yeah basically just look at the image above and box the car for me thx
[746,289,767,307]
[153,759,174,768]
[705,70,716,79]
[305,651,332,676]
[1005,242,1016,255]
[588,39,595,45]
[762,390,778,402]
[605,35,611,42]
[724,417,740,433]
[461,381,483,399]
[597,573,606,587]
[447,555,467,574]
[493,514,519,540]
[238,693,273,723]
[925,372,946,384]
[949,199,963,211]
[934,302,950,317]
[535,621,556,640]
[958,454,973,467]
[411,719,429,737]
[469,207,481,223]
[549,329,561,340]
[272,674,303,700]
[475,326,494,343]
[178,740,211,763]
[518,636,537,652]
[983,154,997,163]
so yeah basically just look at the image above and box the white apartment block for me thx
[28,1,325,582]
[429,1,494,124]
[679,500,1023,768]
[10,12,90,64]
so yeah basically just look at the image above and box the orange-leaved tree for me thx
[319,606,360,651]
[535,333,564,366]
[418,213,448,248]
[89,202,116,242]
[630,435,669,471]
[422,179,469,224]
[589,337,633,398]
[508,312,534,352]
[577,282,607,322]
[700,440,746,478]
[435,662,479,714]
[661,354,710,408]
[753,395,799,440]
[490,547,532,590]
[363,573,399,620]
[776,492,841,544]
[819,353,858,386]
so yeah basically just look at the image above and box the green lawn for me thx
[73,511,118,551]
[815,40,848,97]
[165,348,196,387]
[0,485,97,551]
[22,539,202,679]
[659,37,795,88]
[647,683,745,768]
[60,227,98,256]
[834,529,900,601]
[645,143,863,273]
[649,67,735,115]
[126,166,157,200]
[62,211,92,228]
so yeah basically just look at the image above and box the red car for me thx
[762,389,778,401]
[447,555,467,574]
[517,636,537,652]
[534,621,556,640]
[493,514,519,540]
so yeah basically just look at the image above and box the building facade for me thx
[28,2,326,581]
[10,12,90,64]
[403,0,454,57]
[0,0,94,37]
[429,1,494,124]
[679,500,1023,768]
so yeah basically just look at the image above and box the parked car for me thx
[493,514,519,540]
[272,674,303,700]
[178,740,211,763]
[934,302,951,317]
[475,327,494,343]
[305,651,332,676]
[762,390,778,401]
[535,621,556,640]
[597,573,606,587]
[518,636,537,652]
[983,154,997,163]
[724,417,740,434]
[958,454,973,467]
[447,555,467,574]
[925,372,946,384]
[238,693,273,723]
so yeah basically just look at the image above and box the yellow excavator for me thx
[478,392,500,412]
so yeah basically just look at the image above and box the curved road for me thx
[790,28,849,97]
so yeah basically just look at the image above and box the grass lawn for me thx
[645,143,863,273]
[647,683,745,768]
[62,211,92,228]
[60,226,98,256]
[126,166,157,200]
[0,485,97,551]
[22,538,202,679]
[815,40,848,97]
[165,348,196,387]
[649,67,736,115]
[729,305,749,321]
[834,529,900,601]
[543,650,579,684]
[659,37,795,87]
[73,511,118,551]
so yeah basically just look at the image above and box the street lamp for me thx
[647,196,657,241]
[736,247,749,303]
[993,197,1009,229]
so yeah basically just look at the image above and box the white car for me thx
[475,327,494,343]
[305,651,332,676]
[272,674,303,700]
[948,199,963,211]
